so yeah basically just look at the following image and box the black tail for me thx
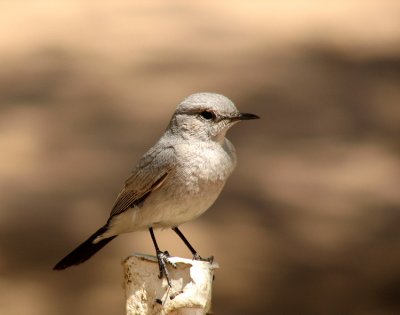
[53,226,117,270]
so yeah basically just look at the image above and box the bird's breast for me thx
[117,139,237,230]
[174,139,236,192]
[156,140,236,223]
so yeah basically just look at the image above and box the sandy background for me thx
[1,1,400,314]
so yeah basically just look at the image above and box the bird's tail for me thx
[53,225,116,270]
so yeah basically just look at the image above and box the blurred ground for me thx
[1,1,400,315]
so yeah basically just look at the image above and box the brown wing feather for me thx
[108,146,174,219]
[108,171,169,218]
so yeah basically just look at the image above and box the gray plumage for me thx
[54,92,259,270]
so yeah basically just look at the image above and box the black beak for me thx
[238,112,260,120]
[227,112,260,122]
[229,112,260,122]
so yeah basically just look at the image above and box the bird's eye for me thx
[200,110,216,120]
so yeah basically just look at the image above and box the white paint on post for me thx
[123,254,219,315]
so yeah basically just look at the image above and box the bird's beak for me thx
[230,112,260,122]
[239,112,260,120]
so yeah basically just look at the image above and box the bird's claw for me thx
[163,251,177,268]
[156,250,176,287]
[193,253,214,263]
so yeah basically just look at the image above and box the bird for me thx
[53,92,259,286]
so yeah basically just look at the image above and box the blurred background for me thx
[1,1,400,314]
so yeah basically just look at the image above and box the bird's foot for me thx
[162,251,177,268]
[156,250,176,287]
[193,253,214,263]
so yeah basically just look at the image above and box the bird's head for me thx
[168,92,259,143]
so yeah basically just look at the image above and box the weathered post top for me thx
[123,254,219,315]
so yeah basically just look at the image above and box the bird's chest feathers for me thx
[174,140,236,194]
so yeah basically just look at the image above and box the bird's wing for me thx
[108,146,174,218]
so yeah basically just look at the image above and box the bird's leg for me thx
[172,227,213,263]
[149,227,175,287]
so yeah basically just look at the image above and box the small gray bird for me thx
[54,92,259,285]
